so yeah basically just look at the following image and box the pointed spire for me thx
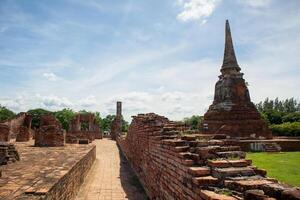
[221,20,240,73]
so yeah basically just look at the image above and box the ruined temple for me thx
[111,101,122,140]
[35,115,65,147]
[0,113,32,142]
[201,20,272,139]
[66,113,102,144]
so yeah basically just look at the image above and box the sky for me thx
[0,0,299,121]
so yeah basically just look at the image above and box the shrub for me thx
[270,122,300,137]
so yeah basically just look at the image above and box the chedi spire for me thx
[221,20,241,74]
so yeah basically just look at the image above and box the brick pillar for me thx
[117,101,122,117]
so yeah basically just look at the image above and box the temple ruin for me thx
[66,113,102,144]
[201,20,272,139]
[35,115,65,147]
[111,101,122,140]
[0,113,32,142]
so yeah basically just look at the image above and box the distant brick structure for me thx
[35,115,65,147]
[0,124,10,142]
[16,115,32,142]
[66,113,102,144]
[117,113,300,200]
[201,20,272,139]
[0,113,32,142]
[111,101,122,140]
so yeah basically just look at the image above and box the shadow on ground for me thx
[117,145,149,200]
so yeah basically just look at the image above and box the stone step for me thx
[162,130,180,135]
[199,190,238,200]
[224,179,274,192]
[182,159,194,166]
[244,189,276,200]
[173,146,190,152]
[181,135,197,141]
[208,159,251,168]
[216,151,246,159]
[197,140,224,147]
[162,139,187,146]
[188,166,211,177]
[192,176,219,186]
[212,167,256,179]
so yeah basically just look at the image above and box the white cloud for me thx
[240,0,271,8]
[79,95,98,107]
[37,94,73,108]
[177,0,221,23]
[43,72,58,81]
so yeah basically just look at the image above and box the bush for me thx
[270,122,300,137]
[282,112,300,123]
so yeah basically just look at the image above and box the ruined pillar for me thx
[111,102,122,140]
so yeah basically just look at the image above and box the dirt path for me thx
[75,139,147,200]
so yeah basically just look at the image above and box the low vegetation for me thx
[247,152,300,187]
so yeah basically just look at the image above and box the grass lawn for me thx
[246,152,300,187]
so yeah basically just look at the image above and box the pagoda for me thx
[201,20,272,139]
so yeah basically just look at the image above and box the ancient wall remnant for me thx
[0,142,20,166]
[66,113,102,144]
[35,115,65,147]
[117,113,299,200]
[16,115,32,142]
[0,113,32,142]
[200,20,272,139]
[0,124,10,142]
[111,101,122,140]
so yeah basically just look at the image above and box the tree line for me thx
[0,107,129,133]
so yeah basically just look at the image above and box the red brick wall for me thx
[117,113,300,200]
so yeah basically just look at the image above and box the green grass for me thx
[246,152,300,187]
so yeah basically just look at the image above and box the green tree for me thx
[101,114,115,132]
[0,105,16,121]
[27,108,52,129]
[121,117,129,132]
[54,108,76,131]
[183,115,203,130]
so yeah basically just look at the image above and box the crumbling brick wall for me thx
[66,113,102,143]
[0,124,10,142]
[0,113,32,141]
[117,113,300,200]
[35,115,65,147]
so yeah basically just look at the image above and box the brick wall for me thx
[44,146,96,200]
[117,113,300,200]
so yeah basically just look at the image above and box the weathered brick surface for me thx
[35,115,65,147]
[0,124,10,142]
[0,141,95,200]
[117,113,299,200]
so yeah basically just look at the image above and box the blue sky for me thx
[0,0,299,121]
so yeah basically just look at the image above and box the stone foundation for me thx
[117,113,300,200]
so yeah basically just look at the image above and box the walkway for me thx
[75,139,148,200]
